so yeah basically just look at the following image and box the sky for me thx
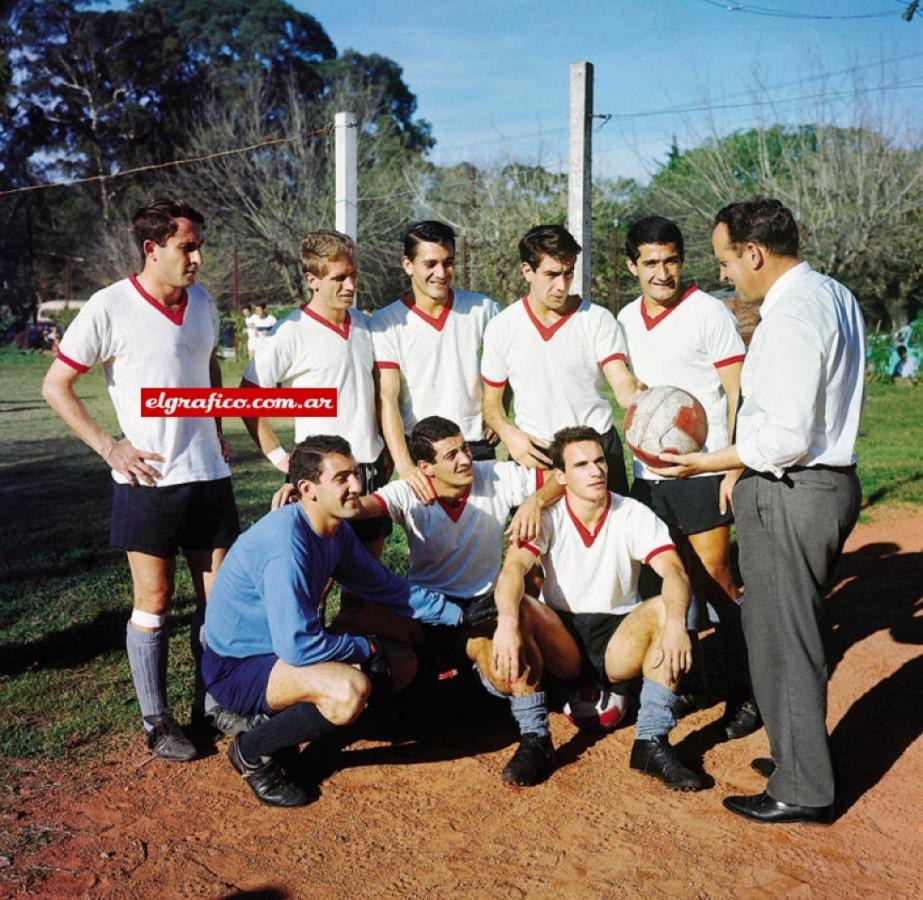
[302,0,923,183]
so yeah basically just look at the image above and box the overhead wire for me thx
[695,0,902,21]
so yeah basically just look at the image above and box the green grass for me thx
[0,347,920,759]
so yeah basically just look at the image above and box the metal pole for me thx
[568,61,593,301]
[609,218,620,316]
[335,112,358,241]
[232,245,239,312]
[461,235,470,291]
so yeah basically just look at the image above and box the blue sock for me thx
[635,678,678,741]
[510,692,549,739]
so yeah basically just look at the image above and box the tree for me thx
[1,0,431,312]
[642,110,923,329]
[87,76,424,310]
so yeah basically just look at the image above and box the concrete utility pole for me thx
[568,61,593,301]
[335,112,357,241]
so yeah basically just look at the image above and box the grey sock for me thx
[509,691,549,739]
[473,662,507,699]
[635,678,678,741]
[126,621,169,729]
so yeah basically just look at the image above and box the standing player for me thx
[620,215,757,739]
[661,198,865,824]
[241,231,391,560]
[204,436,465,807]
[481,225,640,494]
[371,221,500,503]
[42,198,238,761]
[492,427,702,790]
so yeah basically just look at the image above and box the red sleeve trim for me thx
[370,492,389,514]
[714,354,745,369]
[481,375,508,388]
[521,542,541,557]
[56,352,89,373]
[599,352,627,368]
[374,361,400,370]
[644,544,676,565]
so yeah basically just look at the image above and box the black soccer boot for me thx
[629,737,702,791]
[227,735,312,808]
[501,733,555,787]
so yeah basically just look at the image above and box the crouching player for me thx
[493,426,703,791]
[273,416,571,787]
[203,436,465,807]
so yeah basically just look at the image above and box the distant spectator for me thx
[251,303,277,350]
[892,345,918,381]
[241,304,258,359]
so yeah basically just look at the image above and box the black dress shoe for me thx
[629,738,702,791]
[722,697,762,741]
[227,736,312,808]
[723,791,833,825]
[751,757,776,778]
[502,733,555,787]
[672,692,713,719]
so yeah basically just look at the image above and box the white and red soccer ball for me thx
[623,385,708,469]
[562,685,628,732]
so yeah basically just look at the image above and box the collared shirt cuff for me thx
[737,431,785,478]
[440,601,464,627]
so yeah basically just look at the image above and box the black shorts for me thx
[629,474,732,536]
[110,477,240,558]
[555,609,629,686]
[600,426,629,496]
[348,451,394,543]
[467,439,496,461]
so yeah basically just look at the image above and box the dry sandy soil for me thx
[2,508,921,898]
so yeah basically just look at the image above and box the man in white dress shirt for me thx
[661,197,865,824]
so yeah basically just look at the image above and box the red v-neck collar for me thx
[130,274,187,325]
[565,493,610,548]
[640,283,698,331]
[523,295,578,341]
[426,475,470,523]
[302,305,351,340]
[401,293,453,332]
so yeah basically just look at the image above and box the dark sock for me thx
[718,607,751,695]
[238,702,340,764]
[682,629,710,696]
[189,609,207,716]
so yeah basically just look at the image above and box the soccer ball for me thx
[562,684,628,732]
[623,385,708,469]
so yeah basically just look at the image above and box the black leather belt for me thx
[786,464,856,474]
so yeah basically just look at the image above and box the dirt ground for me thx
[2,508,921,899]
